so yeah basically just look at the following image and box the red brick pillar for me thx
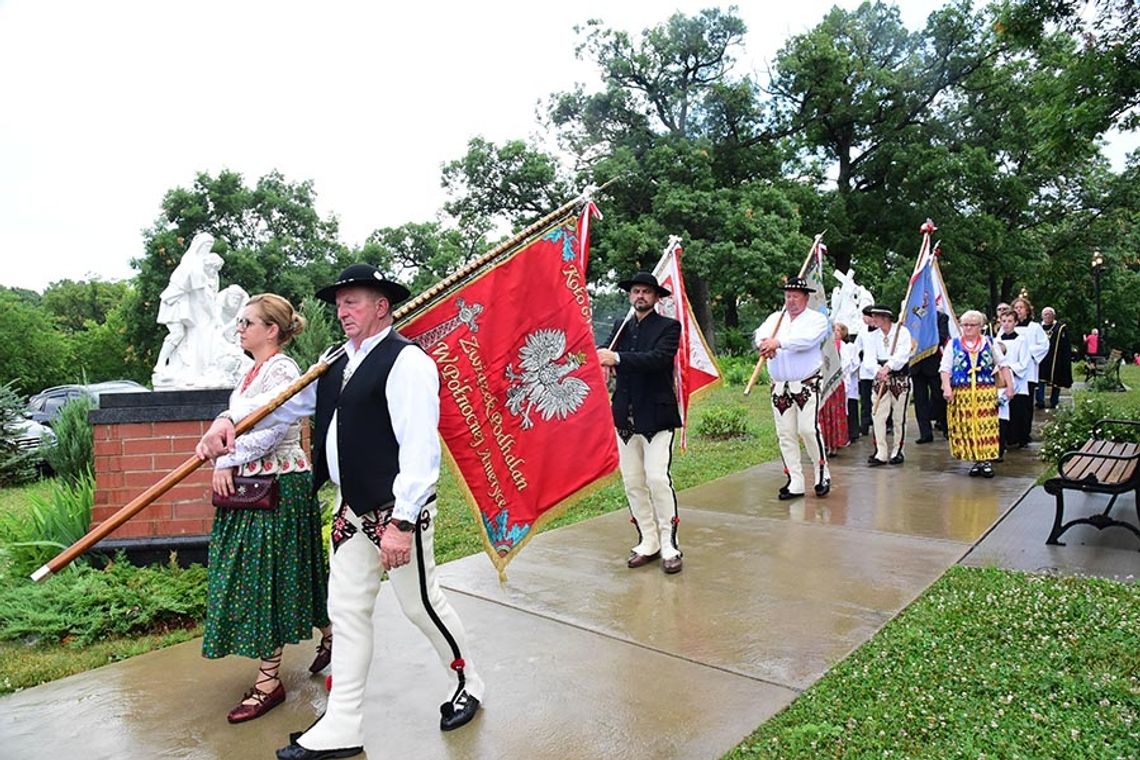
[89,389,230,563]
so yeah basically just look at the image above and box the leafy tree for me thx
[70,300,150,384]
[0,291,74,394]
[41,279,129,333]
[359,221,474,295]
[441,137,571,246]
[538,9,800,344]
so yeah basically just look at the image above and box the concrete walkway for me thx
[2,415,1135,760]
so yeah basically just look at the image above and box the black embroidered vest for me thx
[313,331,416,516]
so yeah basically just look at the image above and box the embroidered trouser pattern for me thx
[771,378,829,493]
[298,493,484,751]
[618,429,681,559]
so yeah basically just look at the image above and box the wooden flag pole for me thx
[870,220,935,417]
[30,347,345,583]
[743,233,825,396]
[31,182,619,583]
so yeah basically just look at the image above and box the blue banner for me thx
[903,256,940,365]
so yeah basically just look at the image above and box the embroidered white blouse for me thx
[215,354,310,476]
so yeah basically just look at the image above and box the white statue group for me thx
[830,268,875,337]
[152,233,254,390]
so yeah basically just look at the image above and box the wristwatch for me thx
[391,519,416,533]
[215,411,236,424]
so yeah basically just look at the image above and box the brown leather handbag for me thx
[212,475,279,510]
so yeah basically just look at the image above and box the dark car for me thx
[26,380,150,426]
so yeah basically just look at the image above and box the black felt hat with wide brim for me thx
[315,263,411,305]
[617,271,670,298]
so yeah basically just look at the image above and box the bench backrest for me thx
[1061,439,1140,484]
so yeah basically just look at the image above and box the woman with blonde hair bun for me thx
[204,293,331,724]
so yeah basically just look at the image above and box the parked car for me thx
[12,417,57,475]
[26,380,150,426]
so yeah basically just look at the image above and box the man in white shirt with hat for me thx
[867,304,915,467]
[754,276,832,499]
[198,263,484,760]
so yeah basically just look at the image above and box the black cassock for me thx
[1040,322,1074,388]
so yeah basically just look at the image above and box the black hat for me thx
[861,304,875,316]
[868,304,894,319]
[782,276,815,293]
[315,263,411,305]
[617,271,670,298]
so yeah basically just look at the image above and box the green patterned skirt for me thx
[202,471,329,659]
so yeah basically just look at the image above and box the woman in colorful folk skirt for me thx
[939,310,1013,478]
[819,322,851,455]
[205,293,331,724]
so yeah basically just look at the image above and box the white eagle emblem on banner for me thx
[504,329,590,429]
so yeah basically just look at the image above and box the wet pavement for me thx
[2,411,1136,759]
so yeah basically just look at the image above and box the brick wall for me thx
[92,419,216,538]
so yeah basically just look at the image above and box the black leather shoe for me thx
[440,690,481,731]
[867,458,888,467]
[275,742,363,760]
[777,489,804,500]
[814,480,830,497]
[889,453,905,465]
[627,550,660,568]
[915,436,933,444]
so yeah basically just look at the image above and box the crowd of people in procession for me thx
[181,250,1082,759]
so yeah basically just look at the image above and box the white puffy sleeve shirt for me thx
[753,308,830,382]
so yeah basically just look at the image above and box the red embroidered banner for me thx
[400,209,618,575]
[650,237,722,450]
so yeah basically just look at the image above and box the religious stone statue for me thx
[211,284,254,388]
[152,233,249,390]
[830,268,875,337]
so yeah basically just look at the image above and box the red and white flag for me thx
[649,236,722,449]
[400,206,618,577]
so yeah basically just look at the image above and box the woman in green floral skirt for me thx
[205,293,331,723]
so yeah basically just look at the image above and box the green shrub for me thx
[43,396,94,485]
[1039,395,1140,463]
[0,470,93,577]
[0,381,36,487]
[719,354,768,388]
[695,404,751,440]
[0,554,207,645]
[718,327,756,357]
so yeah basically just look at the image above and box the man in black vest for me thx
[597,272,684,574]
[198,264,483,760]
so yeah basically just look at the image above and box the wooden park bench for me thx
[1082,348,1124,389]
[1043,419,1140,547]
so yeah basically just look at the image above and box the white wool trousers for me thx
[872,375,910,461]
[618,429,681,560]
[771,380,829,493]
[299,493,484,751]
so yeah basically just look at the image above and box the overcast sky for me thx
[1,0,1134,292]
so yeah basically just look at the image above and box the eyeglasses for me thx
[235,318,263,330]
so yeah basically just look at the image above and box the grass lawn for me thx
[726,567,1140,759]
